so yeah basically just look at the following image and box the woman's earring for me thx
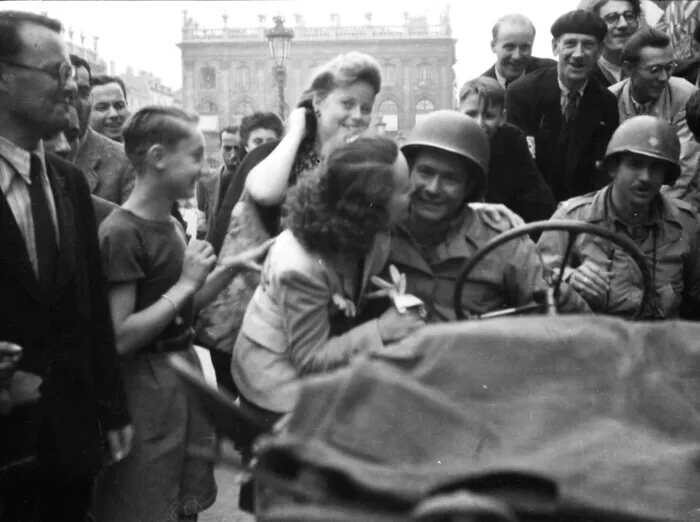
[315,109,321,119]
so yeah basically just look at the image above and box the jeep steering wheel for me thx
[453,221,653,321]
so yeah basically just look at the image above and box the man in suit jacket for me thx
[43,108,120,226]
[481,13,556,89]
[70,54,134,204]
[0,12,132,520]
[609,27,700,206]
[507,10,620,202]
[196,126,244,238]
[579,0,643,87]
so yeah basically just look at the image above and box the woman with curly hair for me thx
[231,136,424,425]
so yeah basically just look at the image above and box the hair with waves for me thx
[284,136,399,258]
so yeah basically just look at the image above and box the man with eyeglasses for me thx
[0,10,132,521]
[506,10,619,203]
[70,55,135,204]
[579,0,642,87]
[609,28,700,207]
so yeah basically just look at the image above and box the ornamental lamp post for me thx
[375,112,387,136]
[265,15,294,120]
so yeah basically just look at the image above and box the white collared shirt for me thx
[558,74,587,114]
[0,137,59,276]
[495,65,523,89]
[630,94,655,116]
[598,55,624,83]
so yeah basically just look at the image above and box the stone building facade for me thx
[178,10,456,167]
[121,68,178,111]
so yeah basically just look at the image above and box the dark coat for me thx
[486,123,557,223]
[506,66,619,202]
[74,127,135,204]
[0,153,129,479]
[481,56,557,83]
[207,140,280,255]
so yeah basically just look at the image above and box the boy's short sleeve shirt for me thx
[99,208,194,338]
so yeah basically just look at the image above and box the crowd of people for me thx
[3,1,700,520]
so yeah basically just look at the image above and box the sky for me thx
[5,0,580,89]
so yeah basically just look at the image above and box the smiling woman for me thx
[227,51,383,240]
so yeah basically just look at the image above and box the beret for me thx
[551,9,608,42]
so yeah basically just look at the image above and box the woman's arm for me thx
[279,269,385,375]
[245,108,308,206]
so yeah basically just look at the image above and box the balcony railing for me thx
[181,23,451,43]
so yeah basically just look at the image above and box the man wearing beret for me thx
[506,10,619,202]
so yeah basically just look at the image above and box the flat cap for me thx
[551,9,608,42]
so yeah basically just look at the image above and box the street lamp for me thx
[375,112,387,136]
[265,15,294,120]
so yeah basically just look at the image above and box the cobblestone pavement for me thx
[199,466,254,522]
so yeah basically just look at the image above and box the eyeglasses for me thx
[638,61,677,76]
[0,60,75,86]
[602,11,638,25]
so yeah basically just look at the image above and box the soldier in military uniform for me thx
[377,111,590,322]
[538,115,700,319]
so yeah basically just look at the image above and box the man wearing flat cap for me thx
[506,10,619,203]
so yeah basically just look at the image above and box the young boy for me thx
[92,106,271,522]
[457,76,556,223]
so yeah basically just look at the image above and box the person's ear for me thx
[145,143,167,171]
[622,61,634,78]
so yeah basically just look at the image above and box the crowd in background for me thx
[4,1,700,520]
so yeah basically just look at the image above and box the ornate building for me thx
[63,27,112,76]
[178,9,456,167]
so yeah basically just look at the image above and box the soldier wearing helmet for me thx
[609,27,700,207]
[538,115,700,319]
[370,111,590,322]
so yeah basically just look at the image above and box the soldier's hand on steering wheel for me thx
[571,260,610,308]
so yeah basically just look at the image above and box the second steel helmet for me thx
[401,110,490,202]
[604,115,681,186]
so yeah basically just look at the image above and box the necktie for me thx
[28,154,58,290]
[564,91,581,122]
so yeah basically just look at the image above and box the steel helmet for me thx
[604,115,681,186]
[401,110,490,202]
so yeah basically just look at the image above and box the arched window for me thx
[378,99,399,131]
[384,64,397,85]
[197,98,218,114]
[236,66,251,90]
[201,66,216,89]
[415,98,435,125]
[235,101,255,117]
[418,64,433,84]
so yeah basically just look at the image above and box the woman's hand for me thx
[378,306,425,344]
[221,238,275,273]
[470,203,525,229]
